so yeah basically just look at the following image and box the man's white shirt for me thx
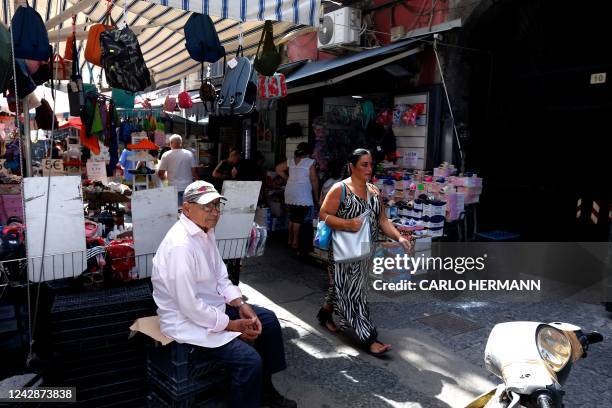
[152,214,242,347]
[158,149,197,192]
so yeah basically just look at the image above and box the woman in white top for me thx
[275,143,319,250]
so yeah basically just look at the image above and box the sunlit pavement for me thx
[240,239,612,407]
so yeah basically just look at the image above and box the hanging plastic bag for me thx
[178,91,193,109]
[164,95,177,112]
[258,73,287,99]
[314,220,332,250]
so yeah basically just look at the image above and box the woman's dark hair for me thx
[348,148,371,166]
[294,142,313,157]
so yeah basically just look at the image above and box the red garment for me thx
[106,239,135,281]
[60,117,100,155]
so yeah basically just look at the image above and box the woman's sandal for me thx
[316,307,338,333]
[367,340,391,357]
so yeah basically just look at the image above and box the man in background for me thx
[157,134,198,206]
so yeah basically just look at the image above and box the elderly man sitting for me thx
[152,181,296,408]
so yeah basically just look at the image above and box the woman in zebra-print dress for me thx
[318,149,414,355]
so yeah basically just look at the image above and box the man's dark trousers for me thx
[190,305,287,408]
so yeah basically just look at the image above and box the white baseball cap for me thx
[183,181,226,205]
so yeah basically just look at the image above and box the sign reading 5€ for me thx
[42,159,65,176]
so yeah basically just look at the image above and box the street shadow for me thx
[279,326,454,408]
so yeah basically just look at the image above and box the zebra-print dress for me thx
[326,182,380,345]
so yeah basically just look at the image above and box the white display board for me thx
[131,186,178,277]
[24,176,87,282]
[215,181,261,240]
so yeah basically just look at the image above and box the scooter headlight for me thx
[536,325,572,372]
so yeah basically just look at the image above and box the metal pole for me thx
[243,118,250,159]
[22,97,32,177]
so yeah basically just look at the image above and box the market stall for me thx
[0,0,320,404]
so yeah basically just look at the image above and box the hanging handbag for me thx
[258,73,286,99]
[332,184,373,262]
[35,98,58,130]
[217,46,257,116]
[199,62,216,113]
[178,91,193,109]
[253,20,281,76]
[67,35,84,116]
[52,54,72,80]
[112,88,135,109]
[164,95,177,112]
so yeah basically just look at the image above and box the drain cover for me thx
[416,313,481,336]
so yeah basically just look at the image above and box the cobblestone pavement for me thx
[240,239,612,408]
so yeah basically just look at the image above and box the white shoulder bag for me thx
[332,184,373,263]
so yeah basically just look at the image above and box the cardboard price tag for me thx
[131,133,147,145]
[403,151,419,169]
[227,58,238,69]
[86,160,108,184]
[42,159,65,176]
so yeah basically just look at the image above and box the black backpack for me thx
[184,13,225,63]
[253,21,281,77]
[100,26,151,92]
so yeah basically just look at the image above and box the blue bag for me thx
[314,220,332,250]
[184,13,225,63]
[11,2,52,61]
[314,183,347,250]
[112,88,135,109]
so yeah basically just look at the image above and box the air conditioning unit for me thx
[317,7,362,49]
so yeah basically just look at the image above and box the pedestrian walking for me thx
[317,148,413,356]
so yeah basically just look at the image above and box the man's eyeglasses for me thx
[195,201,225,212]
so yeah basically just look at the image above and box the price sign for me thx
[86,160,108,184]
[42,159,65,176]
[131,133,147,145]
[91,145,111,162]
[403,151,419,169]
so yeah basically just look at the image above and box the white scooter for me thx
[466,321,603,408]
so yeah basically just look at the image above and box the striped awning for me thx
[1,0,320,89]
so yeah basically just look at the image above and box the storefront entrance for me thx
[457,0,612,241]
